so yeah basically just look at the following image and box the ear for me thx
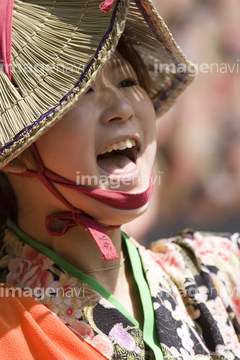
[2,148,37,174]
[2,157,29,174]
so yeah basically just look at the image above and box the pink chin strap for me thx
[99,0,115,13]
[0,0,15,81]
[16,144,153,261]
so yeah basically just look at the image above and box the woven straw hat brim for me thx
[0,0,195,167]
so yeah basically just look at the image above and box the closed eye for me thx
[119,78,138,88]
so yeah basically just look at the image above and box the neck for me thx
[23,218,126,290]
[17,204,123,272]
[7,171,137,287]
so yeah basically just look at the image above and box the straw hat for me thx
[0,0,195,167]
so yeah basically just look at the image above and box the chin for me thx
[98,202,150,227]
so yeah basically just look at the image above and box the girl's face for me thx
[36,51,157,224]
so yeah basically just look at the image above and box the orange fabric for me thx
[0,284,108,360]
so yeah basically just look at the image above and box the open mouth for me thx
[97,138,139,177]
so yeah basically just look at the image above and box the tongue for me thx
[97,155,137,175]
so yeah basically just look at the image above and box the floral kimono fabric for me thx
[1,219,240,359]
[0,283,108,360]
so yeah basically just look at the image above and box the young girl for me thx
[0,0,240,359]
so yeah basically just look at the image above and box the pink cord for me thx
[0,0,15,81]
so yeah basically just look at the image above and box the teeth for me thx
[106,146,112,152]
[100,138,136,155]
[118,141,126,150]
[125,139,132,148]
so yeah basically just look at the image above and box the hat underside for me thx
[0,0,194,167]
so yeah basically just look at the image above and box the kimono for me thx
[0,218,240,359]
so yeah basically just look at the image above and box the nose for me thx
[98,84,134,124]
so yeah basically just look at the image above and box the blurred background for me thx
[123,0,240,245]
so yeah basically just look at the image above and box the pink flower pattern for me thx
[6,244,53,290]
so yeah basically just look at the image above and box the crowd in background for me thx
[123,0,240,244]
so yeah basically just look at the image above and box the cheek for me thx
[144,137,157,174]
[136,95,157,142]
[35,109,96,177]
[138,97,157,167]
